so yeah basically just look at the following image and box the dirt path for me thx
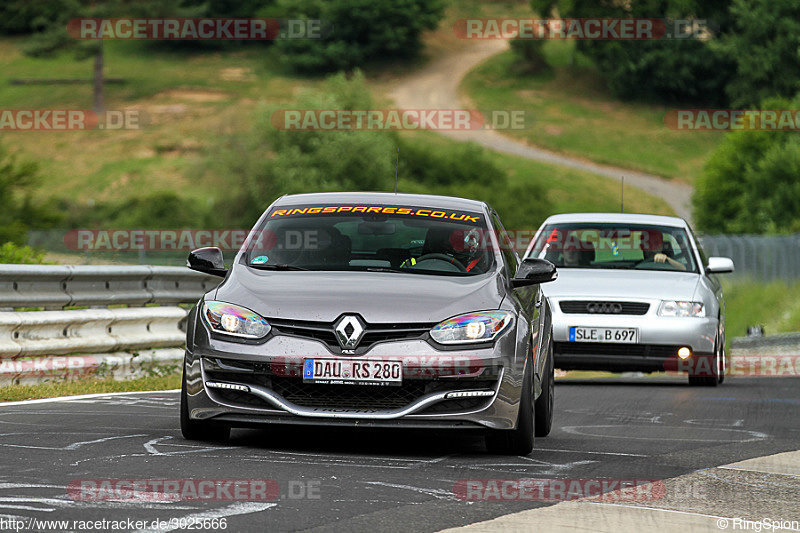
[390,41,694,221]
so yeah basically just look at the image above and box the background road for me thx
[0,376,798,532]
[391,41,695,221]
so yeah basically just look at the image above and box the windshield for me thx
[528,223,698,273]
[244,204,496,276]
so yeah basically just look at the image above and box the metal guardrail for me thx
[731,333,800,355]
[0,265,219,310]
[0,307,188,358]
[700,233,800,281]
[0,265,220,383]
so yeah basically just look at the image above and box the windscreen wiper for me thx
[364,267,408,273]
[248,264,309,271]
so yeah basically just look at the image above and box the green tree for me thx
[693,96,800,234]
[274,0,445,73]
[509,0,558,72]
[518,0,735,105]
[718,0,800,107]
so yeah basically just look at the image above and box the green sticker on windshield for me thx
[251,255,268,264]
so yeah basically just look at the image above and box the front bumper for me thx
[184,319,528,431]
[550,297,717,372]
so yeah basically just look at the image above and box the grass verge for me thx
[723,279,800,345]
[0,373,181,402]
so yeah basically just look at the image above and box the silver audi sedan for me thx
[524,213,734,386]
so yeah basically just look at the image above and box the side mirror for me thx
[187,247,227,277]
[512,258,558,288]
[705,256,734,274]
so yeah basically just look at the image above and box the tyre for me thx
[534,340,554,437]
[180,371,230,442]
[485,355,535,455]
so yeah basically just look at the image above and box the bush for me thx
[274,0,445,73]
[0,242,47,264]
[65,191,211,230]
[584,39,733,106]
[0,143,59,244]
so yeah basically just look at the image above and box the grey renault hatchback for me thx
[182,192,556,454]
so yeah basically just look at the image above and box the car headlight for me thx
[658,301,705,317]
[202,301,271,338]
[430,311,513,344]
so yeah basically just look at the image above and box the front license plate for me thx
[569,327,638,343]
[303,358,402,386]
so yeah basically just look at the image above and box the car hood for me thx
[543,268,700,301]
[212,267,505,323]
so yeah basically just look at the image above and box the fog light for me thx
[677,347,692,359]
[444,390,494,399]
[206,381,250,392]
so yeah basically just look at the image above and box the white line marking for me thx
[0,497,70,505]
[0,390,179,408]
[716,465,800,477]
[0,483,64,490]
[0,504,56,512]
[561,425,769,442]
[364,481,456,500]
[65,434,147,450]
[584,501,730,520]
[534,447,648,457]
[144,436,173,455]
[0,433,146,451]
[135,502,277,533]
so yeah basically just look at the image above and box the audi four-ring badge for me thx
[524,213,735,386]
[181,192,557,455]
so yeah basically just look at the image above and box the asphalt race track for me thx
[0,376,798,532]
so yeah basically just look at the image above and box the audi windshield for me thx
[245,204,497,276]
[529,223,698,273]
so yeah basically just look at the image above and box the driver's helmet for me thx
[640,229,664,258]
[449,227,484,268]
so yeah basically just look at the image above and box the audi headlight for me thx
[430,311,513,344]
[202,301,271,338]
[658,301,705,317]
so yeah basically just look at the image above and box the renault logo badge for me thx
[334,315,365,349]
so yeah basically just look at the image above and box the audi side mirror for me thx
[512,258,558,288]
[188,247,228,277]
[705,257,734,275]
